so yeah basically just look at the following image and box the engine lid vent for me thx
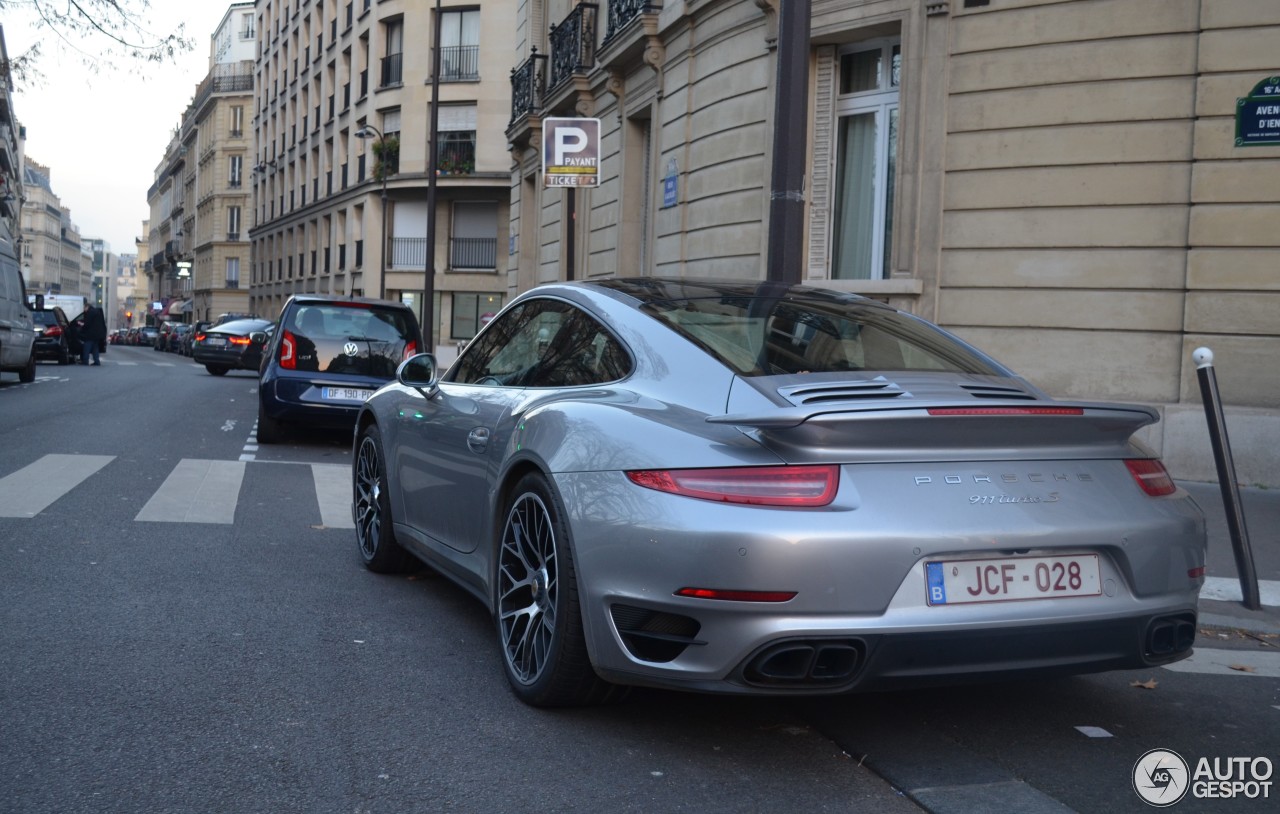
[778,376,909,406]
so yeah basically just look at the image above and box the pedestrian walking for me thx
[80,301,108,366]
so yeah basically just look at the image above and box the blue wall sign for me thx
[1236,76,1280,147]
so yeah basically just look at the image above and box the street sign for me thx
[1236,76,1280,147]
[542,117,601,188]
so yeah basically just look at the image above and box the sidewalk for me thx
[1179,480,1280,635]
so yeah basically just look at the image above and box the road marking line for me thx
[1162,648,1280,678]
[135,459,246,524]
[312,464,353,528]
[1200,577,1280,607]
[0,454,115,518]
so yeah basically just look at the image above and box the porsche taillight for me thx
[280,330,297,369]
[1125,459,1177,497]
[626,465,839,507]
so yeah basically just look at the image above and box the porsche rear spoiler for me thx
[706,400,1160,462]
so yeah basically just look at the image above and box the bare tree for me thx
[1,0,195,86]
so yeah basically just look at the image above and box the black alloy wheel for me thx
[256,400,284,444]
[353,426,412,573]
[205,364,229,376]
[496,472,624,707]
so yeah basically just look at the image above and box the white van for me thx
[0,223,37,383]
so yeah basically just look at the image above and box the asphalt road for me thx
[1,347,1276,814]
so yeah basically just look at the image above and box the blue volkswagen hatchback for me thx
[256,295,424,443]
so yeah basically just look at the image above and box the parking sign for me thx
[543,117,601,188]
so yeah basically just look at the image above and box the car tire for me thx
[57,345,70,365]
[256,400,285,444]
[18,351,36,383]
[495,472,626,707]
[205,365,229,376]
[353,425,414,574]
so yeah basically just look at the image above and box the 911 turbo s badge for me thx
[343,342,359,356]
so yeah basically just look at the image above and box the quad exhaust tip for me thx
[743,640,864,687]
[1146,613,1197,658]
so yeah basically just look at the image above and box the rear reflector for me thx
[927,407,1085,416]
[675,588,797,603]
[626,465,839,507]
[1125,459,1177,497]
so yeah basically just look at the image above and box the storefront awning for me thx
[166,299,191,316]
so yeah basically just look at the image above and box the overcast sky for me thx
[5,0,237,256]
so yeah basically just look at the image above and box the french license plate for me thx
[926,554,1100,605]
[322,387,374,401]
[206,337,226,347]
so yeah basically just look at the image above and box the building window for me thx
[229,155,243,188]
[228,206,241,240]
[437,104,476,175]
[240,13,255,40]
[380,20,403,87]
[226,257,240,288]
[231,105,243,137]
[450,201,498,269]
[451,292,503,340]
[439,10,480,81]
[831,39,899,281]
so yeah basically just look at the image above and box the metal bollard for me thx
[1193,347,1261,611]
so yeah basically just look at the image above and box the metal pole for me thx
[378,175,387,300]
[1193,347,1261,610]
[765,0,811,284]
[566,188,576,281]
[422,0,443,352]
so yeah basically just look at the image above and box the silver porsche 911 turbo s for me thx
[352,278,1206,707]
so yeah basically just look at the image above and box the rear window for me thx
[642,296,1002,377]
[284,303,419,377]
[32,310,61,326]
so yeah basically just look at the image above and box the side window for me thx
[449,299,630,387]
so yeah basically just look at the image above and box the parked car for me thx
[31,307,72,365]
[0,225,36,383]
[257,295,422,443]
[137,326,160,347]
[182,321,211,356]
[163,324,191,353]
[351,278,1208,708]
[191,318,274,376]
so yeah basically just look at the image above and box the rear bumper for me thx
[261,376,371,429]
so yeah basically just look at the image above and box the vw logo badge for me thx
[343,342,359,356]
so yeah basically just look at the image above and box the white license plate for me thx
[925,554,1101,605]
[206,337,226,347]
[322,387,374,401]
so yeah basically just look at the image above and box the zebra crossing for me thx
[0,453,353,527]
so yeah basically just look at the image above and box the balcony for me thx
[605,0,661,43]
[508,49,547,125]
[440,45,479,81]
[390,237,426,269]
[380,53,403,87]
[548,3,598,91]
[449,237,498,270]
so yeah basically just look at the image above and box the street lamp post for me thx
[354,124,389,300]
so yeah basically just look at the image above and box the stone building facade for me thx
[249,0,514,354]
[505,0,1280,486]
[20,159,87,297]
[147,3,255,324]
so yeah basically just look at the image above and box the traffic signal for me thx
[125,310,133,325]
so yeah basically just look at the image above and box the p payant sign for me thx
[543,117,601,188]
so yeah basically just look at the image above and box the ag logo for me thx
[343,342,359,356]
[1133,749,1190,807]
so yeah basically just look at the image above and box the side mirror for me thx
[397,353,439,396]
[249,331,268,344]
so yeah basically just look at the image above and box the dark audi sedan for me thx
[257,296,422,443]
[191,318,274,376]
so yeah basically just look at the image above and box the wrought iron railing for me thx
[509,49,548,122]
[548,3,598,91]
[440,45,480,81]
[604,0,660,44]
[390,237,427,269]
[437,134,476,175]
[381,53,403,87]
[450,237,498,270]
